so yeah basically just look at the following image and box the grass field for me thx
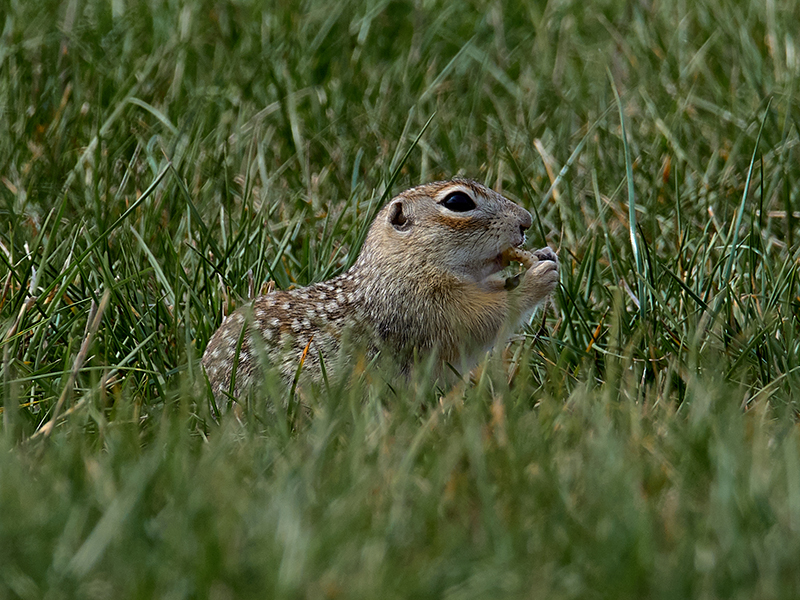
[2,0,800,597]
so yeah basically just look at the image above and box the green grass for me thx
[2,0,800,597]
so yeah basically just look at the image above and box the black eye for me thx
[441,191,476,212]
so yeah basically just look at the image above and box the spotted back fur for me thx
[201,179,559,402]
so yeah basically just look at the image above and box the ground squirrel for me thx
[202,179,559,403]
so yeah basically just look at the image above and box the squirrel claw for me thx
[534,247,558,263]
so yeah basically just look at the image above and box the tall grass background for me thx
[1,0,800,597]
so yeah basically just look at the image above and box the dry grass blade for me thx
[31,289,110,440]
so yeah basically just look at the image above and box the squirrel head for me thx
[360,179,533,283]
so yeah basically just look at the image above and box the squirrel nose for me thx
[519,208,533,231]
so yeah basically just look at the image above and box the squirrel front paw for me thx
[520,246,559,305]
[533,246,558,264]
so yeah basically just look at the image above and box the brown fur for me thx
[201,179,559,402]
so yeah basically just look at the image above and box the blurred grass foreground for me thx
[2,0,800,598]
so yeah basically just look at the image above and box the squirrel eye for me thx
[441,191,476,212]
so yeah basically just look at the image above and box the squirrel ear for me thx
[388,200,411,231]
